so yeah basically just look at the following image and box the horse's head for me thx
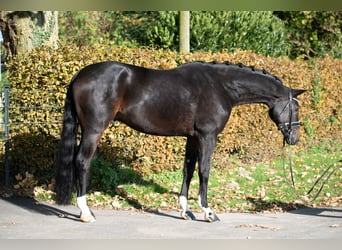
[269,89,306,145]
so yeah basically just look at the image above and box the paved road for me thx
[0,197,341,239]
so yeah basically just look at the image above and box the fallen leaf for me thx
[236,224,280,231]
[238,167,254,180]
[227,181,240,189]
[329,224,339,228]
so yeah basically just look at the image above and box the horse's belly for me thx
[116,110,195,137]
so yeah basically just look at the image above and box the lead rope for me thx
[282,141,340,203]
[306,159,340,201]
[282,139,295,188]
[286,90,296,188]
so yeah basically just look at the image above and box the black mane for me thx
[185,60,282,84]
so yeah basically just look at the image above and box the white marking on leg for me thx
[198,195,203,210]
[179,195,190,212]
[198,195,215,218]
[198,195,220,222]
[180,195,196,220]
[77,195,91,217]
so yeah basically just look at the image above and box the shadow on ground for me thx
[289,207,342,219]
[246,197,307,212]
[246,197,342,218]
[1,197,81,222]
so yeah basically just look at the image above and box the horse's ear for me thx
[292,89,307,97]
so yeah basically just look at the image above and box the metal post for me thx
[0,44,2,82]
[0,31,3,82]
[0,37,2,82]
[4,84,10,186]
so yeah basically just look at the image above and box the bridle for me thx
[279,89,300,192]
[277,89,301,137]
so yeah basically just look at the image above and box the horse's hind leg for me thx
[75,131,102,223]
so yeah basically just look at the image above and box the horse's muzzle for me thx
[283,126,300,145]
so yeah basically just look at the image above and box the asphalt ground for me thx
[0,197,341,239]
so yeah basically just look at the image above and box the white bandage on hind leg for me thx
[77,196,91,216]
[179,195,190,212]
[198,195,214,215]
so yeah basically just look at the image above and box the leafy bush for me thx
[89,157,118,192]
[189,11,289,57]
[274,11,342,58]
[59,11,103,46]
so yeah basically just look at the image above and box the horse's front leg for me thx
[197,134,220,222]
[179,136,198,220]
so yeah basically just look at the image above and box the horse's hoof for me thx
[80,213,96,223]
[181,210,196,220]
[205,212,220,222]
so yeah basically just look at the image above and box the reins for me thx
[281,89,297,189]
[280,90,340,203]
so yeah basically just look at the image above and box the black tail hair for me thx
[55,82,77,205]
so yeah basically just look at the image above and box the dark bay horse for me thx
[55,61,306,223]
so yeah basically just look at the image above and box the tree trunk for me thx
[179,11,190,53]
[0,11,58,57]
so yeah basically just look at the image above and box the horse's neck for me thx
[223,74,287,108]
[231,87,277,107]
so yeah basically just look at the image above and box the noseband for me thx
[277,89,300,135]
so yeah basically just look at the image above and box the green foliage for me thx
[190,11,289,57]
[274,11,342,58]
[30,12,58,48]
[90,157,118,192]
[105,11,179,50]
[58,11,177,48]
[9,131,57,175]
[144,11,178,50]
[0,71,9,88]
[59,11,104,46]
[303,120,314,138]
[312,71,322,108]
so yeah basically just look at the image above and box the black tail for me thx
[55,82,77,205]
